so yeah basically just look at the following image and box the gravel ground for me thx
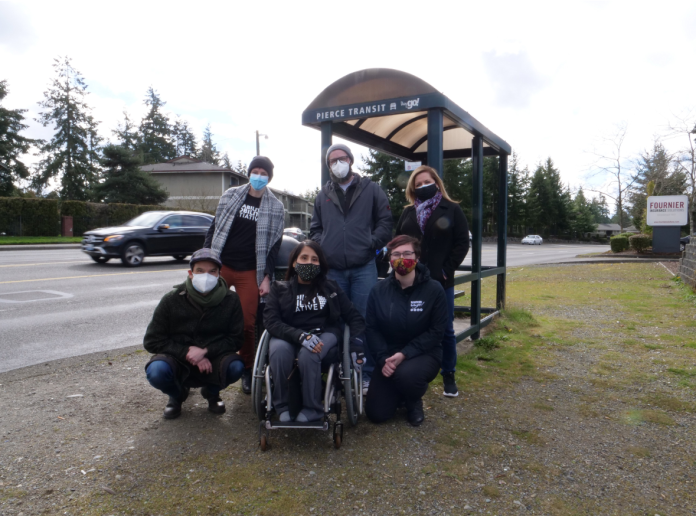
[1,263,695,515]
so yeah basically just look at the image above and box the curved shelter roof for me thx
[302,68,511,161]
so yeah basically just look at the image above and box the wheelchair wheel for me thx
[342,326,359,426]
[252,331,270,420]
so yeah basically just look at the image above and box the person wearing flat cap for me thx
[203,156,285,395]
[309,143,393,394]
[143,249,245,419]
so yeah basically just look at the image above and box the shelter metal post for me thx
[427,109,444,177]
[471,136,483,339]
[321,122,333,186]
[496,153,508,311]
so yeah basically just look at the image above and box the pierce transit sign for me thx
[646,195,689,226]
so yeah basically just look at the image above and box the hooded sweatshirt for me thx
[365,263,447,367]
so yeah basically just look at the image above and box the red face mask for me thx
[390,258,417,276]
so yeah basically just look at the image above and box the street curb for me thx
[533,258,680,265]
[0,244,82,251]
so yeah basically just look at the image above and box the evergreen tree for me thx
[221,152,232,169]
[234,160,248,177]
[0,80,35,196]
[34,56,96,200]
[300,186,321,204]
[198,124,220,165]
[172,117,197,157]
[569,188,596,236]
[86,114,103,182]
[138,87,175,164]
[94,144,168,204]
[112,111,138,150]
[360,150,409,224]
[507,153,529,235]
[525,158,570,235]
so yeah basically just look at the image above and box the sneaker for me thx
[241,368,252,395]
[442,371,459,397]
[278,411,292,422]
[362,378,370,395]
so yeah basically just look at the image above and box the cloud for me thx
[482,50,549,108]
[0,2,37,53]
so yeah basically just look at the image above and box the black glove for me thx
[350,336,365,371]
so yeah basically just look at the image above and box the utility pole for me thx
[255,130,268,156]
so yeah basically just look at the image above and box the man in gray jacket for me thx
[310,143,393,390]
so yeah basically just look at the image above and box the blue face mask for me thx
[249,173,269,191]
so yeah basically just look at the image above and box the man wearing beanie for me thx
[204,155,285,394]
[309,143,393,393]
[143,249,245,419]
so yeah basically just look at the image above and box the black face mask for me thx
[295,263,321,282]
[415,183,438,201]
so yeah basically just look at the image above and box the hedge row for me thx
[0,197,164,237]
[0,198,60,236]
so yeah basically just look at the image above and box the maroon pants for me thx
[220,266,258,369]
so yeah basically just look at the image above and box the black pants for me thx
[365,355,440,423]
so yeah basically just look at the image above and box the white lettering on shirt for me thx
[238,203,259,222]
[296,294,328,312]
[410,300,424,312]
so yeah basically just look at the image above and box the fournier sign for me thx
[646,195,689,226]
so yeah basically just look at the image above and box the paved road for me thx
[0,243,608,373]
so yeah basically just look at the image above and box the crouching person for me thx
[365,235,447,426]
[144,249,245,419]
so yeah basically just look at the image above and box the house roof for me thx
[596,224,621,231]
[140,156,246,181]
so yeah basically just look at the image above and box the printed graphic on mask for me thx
[296,293,327,312]
[390,257,417,276]
[238,203,259,221]
[410,300,424,312]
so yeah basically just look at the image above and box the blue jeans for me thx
[146,359,245,399]
[327,260,378,376]
[441,286,457,373]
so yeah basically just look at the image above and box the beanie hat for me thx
[325,143,354,167]
[248,156,274,181]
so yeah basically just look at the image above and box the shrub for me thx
[629,234,651,253]
[61,201,164,235]
[0,197,59,236]
[610,235,629,253]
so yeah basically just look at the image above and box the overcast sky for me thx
[2,0,695,199]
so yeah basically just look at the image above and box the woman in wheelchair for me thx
[263,240,365,423]
[365,235,448,426]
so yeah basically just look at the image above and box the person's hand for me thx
[350,337,365,371]
[382,361,396,377]
[197,357,212,374]
[259,275,271,297]
[383,352,406,377]
[186,346,207,366]
[300,333,323,354]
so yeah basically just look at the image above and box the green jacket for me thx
[143,282,244,387]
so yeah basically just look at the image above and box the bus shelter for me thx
[302,68,511,341]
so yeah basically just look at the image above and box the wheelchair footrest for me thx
[265,420,329,431]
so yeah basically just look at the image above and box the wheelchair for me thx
[251,325,363,450]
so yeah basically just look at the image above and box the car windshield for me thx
[124,212,169,227]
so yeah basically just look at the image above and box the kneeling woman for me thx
[264,241,365,422]
[365,235,447,426]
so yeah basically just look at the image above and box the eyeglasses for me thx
[391,252,416,259]
[328,156,351,166]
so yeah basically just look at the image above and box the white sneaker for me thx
[362,378,370,395]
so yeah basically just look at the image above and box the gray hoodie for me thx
[310,174,393,271]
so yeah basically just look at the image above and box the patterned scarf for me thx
[210,184,285,286]
[414,191,443,233]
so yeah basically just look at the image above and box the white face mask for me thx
[192,273,218,294]
[331,160,350,179]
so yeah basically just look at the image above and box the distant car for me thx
[81,211,214,267]
[521,235,543,245]
[283,227,306,241]
[681,235,691,252]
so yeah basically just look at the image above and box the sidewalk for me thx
[0,243,82,251]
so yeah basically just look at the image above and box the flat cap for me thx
[189,248,222,269]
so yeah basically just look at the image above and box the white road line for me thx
[107,284,165,291]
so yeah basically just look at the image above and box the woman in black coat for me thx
[395,165,469,398]
[264,240,365,422]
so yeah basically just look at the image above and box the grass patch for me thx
[532,402,554,411]
[511,429,545,445]
[0,236,82,244]
[623,409,675,426]
[482,485,500,498]
[626,446,651,457]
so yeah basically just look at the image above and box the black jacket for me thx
[310,174,393,270]
[366,264,447,367]
[396,198,469,289]
[263,277,366,345]
[143,282,244,387]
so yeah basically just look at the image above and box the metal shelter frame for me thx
[302,69,512,340]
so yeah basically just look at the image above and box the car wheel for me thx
[121,242,145,267]
[172,255,187,261]
[90,256,110,264]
